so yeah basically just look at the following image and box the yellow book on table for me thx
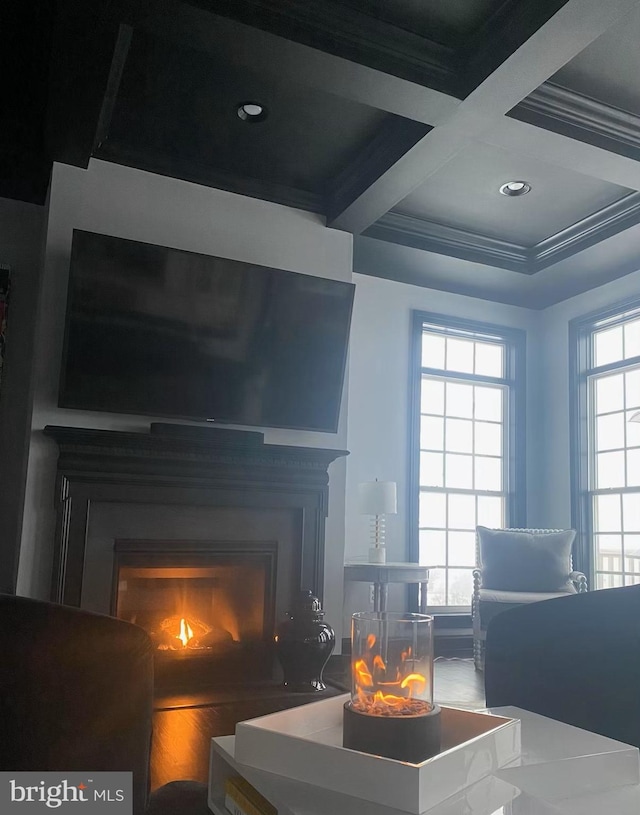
[225,775,277,815]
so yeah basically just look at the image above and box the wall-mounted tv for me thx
[59,230,355,432]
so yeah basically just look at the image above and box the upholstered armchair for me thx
[0,594,210,815]
[472,527,587,671]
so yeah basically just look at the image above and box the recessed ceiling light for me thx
[237,102,268,122]
[499,180,531,197]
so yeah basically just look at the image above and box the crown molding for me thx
[514,81,640,159]
[206,0,459,93]
[367,192,640,274]
[364,211,532,273]
[534,191,640,270]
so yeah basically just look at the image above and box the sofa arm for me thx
[569,571,588,593]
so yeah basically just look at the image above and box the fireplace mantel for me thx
[44,424,348,610]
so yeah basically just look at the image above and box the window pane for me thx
[447,569,473,606]
[446,338,474,373]
[622,493,640,532]
[624,320,640,359]
[419,530,446,565]
[625,574,640,586]
[624,534,640,564]
[448,532,476,566]
[474,421,502,456]
[597,573,623,589]
[474,342,503,377]
[426,567,446,605]
[625,368,640,411]
[422,333,445,369]
[594,493,622,532]
[419,492,446,528]
[474,456,502,491]
[446,382,473,418]
[627,411,640,447]
[594,325,623,366]
[445,418,472,453]
[445,454,473,488]
[595,373,624,415]
[420,416,444,450]
[448,493,476,529]
[596,412,625,451]
[420,452,443,487]
[596,450,625,489]
[474,386,503,421]
[421,378,444,415]
[477,495,504,528]
[627,449,640,486]
[595,534,622,572]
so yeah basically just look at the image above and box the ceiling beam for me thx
[328,0,640,234]
[45,1,141,169]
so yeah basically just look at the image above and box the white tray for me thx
[233,694,521,814]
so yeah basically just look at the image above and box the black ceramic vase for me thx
[275,590,335,692]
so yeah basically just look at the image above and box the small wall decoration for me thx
[0,266,10,400]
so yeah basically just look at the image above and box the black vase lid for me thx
[286,590,325,619]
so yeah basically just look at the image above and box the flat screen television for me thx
[59,230,355,432]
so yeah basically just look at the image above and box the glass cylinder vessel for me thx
[344,612,440,761]
[350,612,434,713]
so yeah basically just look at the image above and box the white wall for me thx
[19,160,352,643]
[537,268,640,528]
[343,272,542,625]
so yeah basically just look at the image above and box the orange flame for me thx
[352,639,430,716]
[373,654,386,671]
[177,618,194,648]
[354,658,374,688]
[400,673,427,694]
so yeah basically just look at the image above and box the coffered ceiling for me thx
[7,0,640,307]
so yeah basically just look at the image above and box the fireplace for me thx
[44,424,348,694]
[114,539,277,687]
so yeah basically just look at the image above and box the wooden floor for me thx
[433,657,485,708]
[150,658,485,790]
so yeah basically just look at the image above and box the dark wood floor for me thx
[150,658,485,790]
[433,657,485,707]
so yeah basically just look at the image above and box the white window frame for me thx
[571,299,640,588]
[408,311,526,612]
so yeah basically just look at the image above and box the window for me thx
[571,300,640,589]
[409,312,526,610]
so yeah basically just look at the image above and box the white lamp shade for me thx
[358,481,397,515]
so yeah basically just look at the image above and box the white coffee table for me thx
[208,706,640,815]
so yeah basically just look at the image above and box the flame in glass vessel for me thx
[352,639,431,716]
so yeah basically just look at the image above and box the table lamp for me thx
[358,479,397,564]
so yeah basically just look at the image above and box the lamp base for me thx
[368,546,386,564]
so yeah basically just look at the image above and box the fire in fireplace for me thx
[113,540,277,690]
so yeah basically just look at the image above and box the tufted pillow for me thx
[477,526,577,593]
